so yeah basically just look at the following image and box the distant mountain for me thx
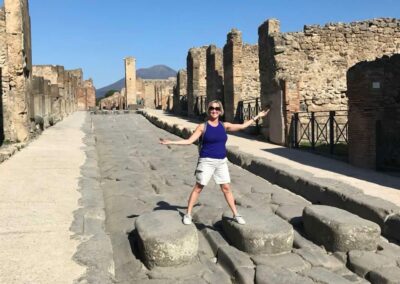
[96,65,177,98]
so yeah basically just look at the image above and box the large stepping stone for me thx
[135,211,198,268]
[303,205,381,252]
[222,207,293,254]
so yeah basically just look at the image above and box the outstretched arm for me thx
[224,109,269,132]
[160,124,204,145]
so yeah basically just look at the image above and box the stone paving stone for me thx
[251,253,311,273]
[217,245,254,276]
[303,267,353,284]
[271,191,311,206]
[255,265,314,284]
[336,268,370,284]
[303,205,381,252]
[192,205,224,226]
[293,247,345,271]
[293,230,326,251]
[276,204,306,227]
[202,228,230,256]
[222,207,294,254]
[377,239,400,261]
[368,266,400,284]
[348,250,398,278]
[135,210,199,268]
[234,267,255,284]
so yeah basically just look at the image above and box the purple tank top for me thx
[199,121,227,159]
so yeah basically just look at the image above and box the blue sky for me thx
[6,0,400,88]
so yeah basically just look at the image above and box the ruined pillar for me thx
[173,69,187,115]
[2,0,32,142]
[206,45,224,104]
[187,47,207,117]
[84,79,96,110]
[124,56,137,109]
[223,29,243,122]
[258,19,284,144]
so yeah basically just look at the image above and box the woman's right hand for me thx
[159,138,170,145]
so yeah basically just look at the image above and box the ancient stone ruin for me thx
[0,0,96,145]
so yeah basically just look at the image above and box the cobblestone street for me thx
[86,112,400,283]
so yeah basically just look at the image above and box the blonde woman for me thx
[160,100,269,225]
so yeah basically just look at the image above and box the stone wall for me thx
[259,18,400,144]
[187,46,207,117]
[347,54,400,170]
[206,45,224,104]
[141,78,176,111]
[0,0,32,143]
[99,91,124,110]
[223,29,260,121]
[77,78,96,111]
[173,69,187,115]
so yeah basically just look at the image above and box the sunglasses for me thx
[208,106,221,111]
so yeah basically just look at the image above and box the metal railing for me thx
[291,110,348,155]
[237,97,262,127]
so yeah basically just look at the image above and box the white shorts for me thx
[195,157,231,186]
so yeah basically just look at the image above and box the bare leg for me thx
[220,183,238,216]
[187,182,204,215]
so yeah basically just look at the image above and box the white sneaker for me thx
[183,214,192,225]
[234,214,246,225]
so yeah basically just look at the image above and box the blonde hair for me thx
[207,100,224,116]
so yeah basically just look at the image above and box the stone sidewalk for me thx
[140,109,400,242]
[0,112,87,283]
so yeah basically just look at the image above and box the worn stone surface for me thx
[293,248,345,271]
[217,245,254,276]
[135,210,199,268]
[368,266,400,284]
[255,265,313,284]
[303,205,381,252]
[348,250,398,277]
[303,267,353,284]
[252,253,311,273]
[222,207,294,254]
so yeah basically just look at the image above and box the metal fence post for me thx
[329,111,335,155]
[311,112,315,150]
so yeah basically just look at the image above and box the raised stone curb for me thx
[222,208,294,255]
[303,205,381,252]
[0,142,26,164]
[139,110,400,242]
[135,211,199,268]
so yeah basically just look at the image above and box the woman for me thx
[160,100,269,225]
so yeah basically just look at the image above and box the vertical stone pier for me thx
[206,45,224,104]
[3,0,32,142]
[187,47,207,117]
[173,69,187,115]
[124,56,137,109]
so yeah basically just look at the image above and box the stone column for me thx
[258,19,285,144]
[173,69,187,115]
[124,56,137,109]
[187,47,207,117]
[223,29,243,122]
[3,0,32,142]
[206,45,224,104]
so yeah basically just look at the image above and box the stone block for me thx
[217,245,254,276]
[234,267,255,284]
[348,250,398,277]
[222,208,293,254]
[255,265,313,284]
[251,253,311,273]
[384,214,400,242]
[368,266,400,284]
[202,228,229,256]
[303,267,353,284]
[303,205,380,252]
[275,204,306,227]
[135,211,198,268]
[293,248,345,271]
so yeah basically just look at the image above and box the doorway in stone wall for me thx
[376,119,400,174]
